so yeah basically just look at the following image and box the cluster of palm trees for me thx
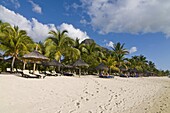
[0,20,169,76]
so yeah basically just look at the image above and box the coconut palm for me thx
[0,26,34,72]
[128,55,148,73]
[103,56,119,74]
[36,41,46,55]
[112,42,129,55]
[110,42,129,72]
[0,20,11,38]
[83,42,100,55]
[74,38,87,56]
[45,30,80,62]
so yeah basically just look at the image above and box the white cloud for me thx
[129,47,137,54]
[1,0,20,8]
[79,0,170,37]
[106,41,114,48]
[0,5,56,41]
[0,5,90,42]
[58,23,90,42]
[28,0,42,14]
[10,0,20,8]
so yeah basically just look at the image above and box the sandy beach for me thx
[0,73,170,113]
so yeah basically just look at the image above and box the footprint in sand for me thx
[85,91,88,94]
[76,102,80,108]
[86,98,89,101]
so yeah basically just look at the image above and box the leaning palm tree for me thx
[45,30,80,62]
[0,26,34,72]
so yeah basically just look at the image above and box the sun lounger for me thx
[45,71,52,76]
[51,71,59,76]
[22,70,38,78]
[99,75,114,78]
[63,72,74,76]
[119,74,128,77]
[6,68,11,72]
[34,71,46,79]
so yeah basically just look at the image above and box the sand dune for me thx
[0,74,170,113]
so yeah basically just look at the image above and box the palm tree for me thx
[45,30,80,62]
[128,55,148,73]
[103,56,119,74]
[112,42,129,55]
[0,20,10,38]
[74,38,87,56]
[110,42,129,72]
[83,42,101,55]
[0,26,34,72]
[36,41,46,55]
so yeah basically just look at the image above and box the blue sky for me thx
[0,0,170,70]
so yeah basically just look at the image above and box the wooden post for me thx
[33,62,36,74]
[79,68,81,77]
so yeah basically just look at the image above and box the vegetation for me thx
[0,20,169,76]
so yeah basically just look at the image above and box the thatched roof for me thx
[95,63,108,70]
[73,59,89,67]
[64,65,74,68]
[23,51,48,61]
[43,59,63,67]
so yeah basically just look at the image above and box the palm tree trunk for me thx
[11,56,16,72]
[109,67,111,75]
[79,68,81,77]
[33,62,36,74]
[23,61,26,70]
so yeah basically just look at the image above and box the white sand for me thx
[0,73,170,113]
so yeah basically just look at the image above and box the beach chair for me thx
[99,74,114,78]
[45,71,52,76]
[63,72,74,76]
[34,71,46,79]
[6,68,11,72]
[51,71,58,76]
[22,70,38,78]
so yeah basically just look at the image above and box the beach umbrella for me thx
[42,59,63,72]
[73,59,89,67]
[64,65,74,68]
[129,68,138,73]
[73,59,89,76]
[95,63,109,70]
[42,59,63,67]
[23,50,49,74]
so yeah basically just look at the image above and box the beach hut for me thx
[95,63,109,75]
[95,63,109,71]
[23,51,49,74]
[42,59,63,67]
[73,59,89,76]
[42,59,63,73]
